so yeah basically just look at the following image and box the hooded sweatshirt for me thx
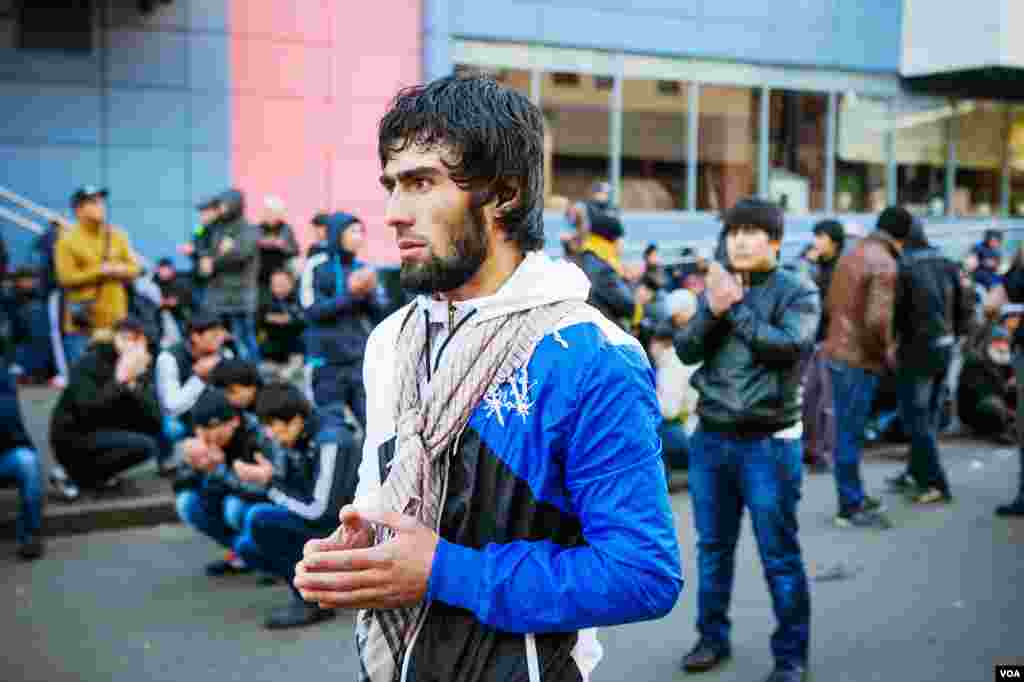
[353,252,682,682]
[299,212,387,367]
[201,190,260,316]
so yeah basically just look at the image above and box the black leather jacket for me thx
[894,245,974,377]
[674,268,820,435]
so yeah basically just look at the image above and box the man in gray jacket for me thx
[199,189,261,362]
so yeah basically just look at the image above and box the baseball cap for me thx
[70,186,108,209]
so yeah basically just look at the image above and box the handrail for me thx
[0,186,73,228]
[0,186,152,270]
[0,206,44,235]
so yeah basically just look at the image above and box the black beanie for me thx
[722,198,784,241]
[812,219,845,251]
[877,206,914,240]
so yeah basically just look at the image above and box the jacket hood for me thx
[324,212,360,258]
[219,189,246,222]
[417,251,592,324]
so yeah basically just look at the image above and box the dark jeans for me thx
[829,361,880,514]
[54,430,159,489]
[312,362,365,428]
[225,313,261,363]
[235,503,319,588]
[63,333,89,372]
[658,420,689,470]
[0,447,43,544]
[897,367,951,495]
[689,429,810,670]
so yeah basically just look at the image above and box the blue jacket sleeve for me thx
[425,345,683,632]
[300,258,360,323]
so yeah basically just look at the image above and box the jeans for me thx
[225,313,260,363]
[54,430,159,489]
[63,333,89,372]
[689,429,810,669]
[0,447,43,544]
[829,361,880,514]
[223,495,252,533]
[176,482,238,550]
[1013,353,1024,501]
[658,420,689,470]
[897,368,951,495]
[235,503,319,586]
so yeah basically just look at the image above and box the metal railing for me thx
[0,185,152,269]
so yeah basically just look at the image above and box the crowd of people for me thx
[0,74,1022,680]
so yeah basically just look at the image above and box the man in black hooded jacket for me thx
[299,212,387,430]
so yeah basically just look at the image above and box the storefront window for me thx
[767,90,828,213]
[1011,107,1024,217]
[620,78,690,210]
[696,85,760,212]
[836,94,888,213]
[541,72,612,210]
[947,100,1005,217]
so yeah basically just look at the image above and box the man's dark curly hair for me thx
[378,74,546,252]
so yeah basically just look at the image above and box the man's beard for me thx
[399,206,489,295]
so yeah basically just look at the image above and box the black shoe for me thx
[49,470,80,503]
[264,601,336,630]
[996,498,1024,517]
[17,536,44,561]
[681,640,730,673]
[205,558,251,577]
[863,494,886,512]
[763,665,807,682]
[157,460,178,478]
[834,507,891,529]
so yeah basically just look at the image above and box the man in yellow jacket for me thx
[55,187,141,368]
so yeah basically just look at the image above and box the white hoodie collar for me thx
[416,252,591,325]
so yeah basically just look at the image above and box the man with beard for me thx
[294,75,682,682]
[299,212,386,432]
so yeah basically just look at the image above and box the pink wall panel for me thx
[231,0,422,263]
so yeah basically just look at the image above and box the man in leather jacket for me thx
[823,206,910,528]
[673,199,818,682]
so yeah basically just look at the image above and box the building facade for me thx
[2,0,1022,266]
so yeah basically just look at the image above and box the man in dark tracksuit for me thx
[0,357,44,560]
[299,212,386,431]
[234,382,360,629]
[675,199,817,682]
[891,230,974,503]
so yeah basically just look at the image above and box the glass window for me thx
[836,94,889,213]
[767,90,828,213]
[621,78,690,210]
[952,100,1007,217]
[541,71,612,211]
[696,85,760,212]
[891,98,951,216]
[1011,107,1024,217]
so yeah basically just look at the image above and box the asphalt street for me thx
[3,438,1023,682]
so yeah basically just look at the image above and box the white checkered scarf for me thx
[356,298,587,682]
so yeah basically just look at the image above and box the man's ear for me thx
[493,179,521,220]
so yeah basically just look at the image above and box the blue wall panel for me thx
[0,85,102,145]
[0,1,232,267]
[0,146,103,206]
[189,151,232,206]
[107,88,189,147]
[107,148,189,205]
[188,34,231,92]
[106,30,188,88]
[450,0,904,73]
[189,94,231,149]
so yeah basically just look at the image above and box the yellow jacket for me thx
[55,223,140,334]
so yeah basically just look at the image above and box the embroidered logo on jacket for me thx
[483,366,536,426]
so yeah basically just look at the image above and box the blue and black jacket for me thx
[299,212,387,368]
[354,252,682,682]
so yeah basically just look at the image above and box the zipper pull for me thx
[448,301,456,329]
